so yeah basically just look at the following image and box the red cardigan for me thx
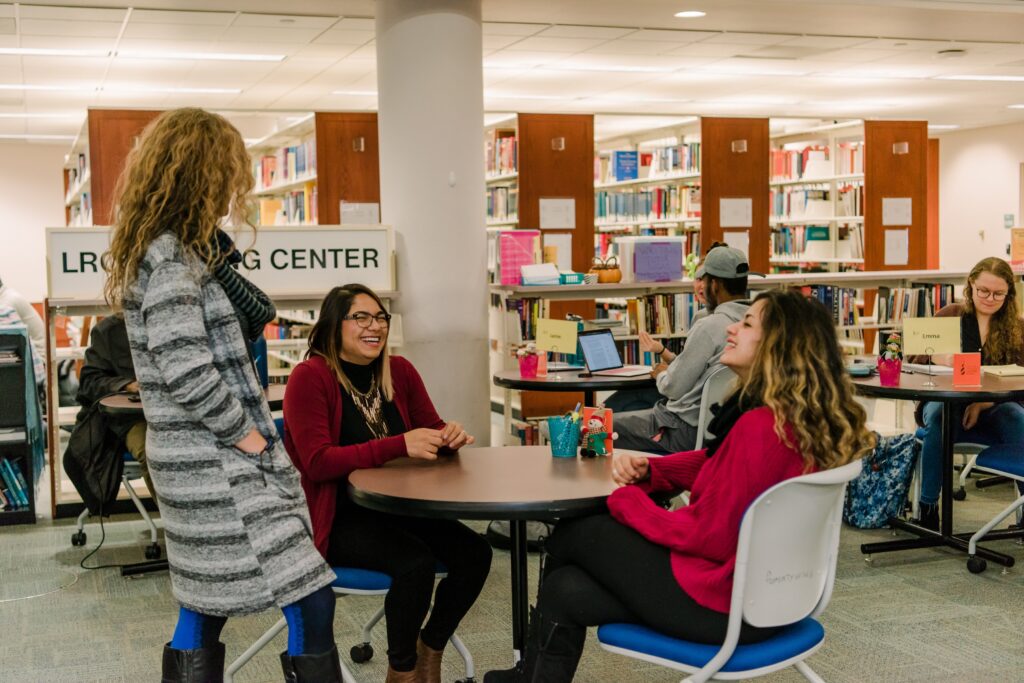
[607,407,809,614]
[283,354,446,556]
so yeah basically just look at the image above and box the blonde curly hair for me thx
[104,108,254,308]
[741,289,875,471]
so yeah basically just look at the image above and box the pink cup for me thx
[877,358,901,387]
[518,354,539,378]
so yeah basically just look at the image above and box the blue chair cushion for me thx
[333,567,392,592]
[597,618,824,673]
[123,451,134,462]
[975,445,1024,478]
[273,417,285,441]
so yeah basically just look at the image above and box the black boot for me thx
[915,502,939,531]
[484,608,586,683]
[161,642,225,683]
[280,645,343,683]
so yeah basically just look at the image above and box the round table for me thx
[98,382,287,415]
[852,373,1024,568]
[348,445,643,661]
[493,369,655,445]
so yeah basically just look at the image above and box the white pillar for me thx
[376,0,490,444]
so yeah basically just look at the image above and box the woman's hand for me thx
[962,402,994,430]
[638,330,661,354]
[404,428,445,460]
[440,421,475,451]
[235,428,268,455]
[612,452,650,486]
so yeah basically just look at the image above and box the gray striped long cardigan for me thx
[123,232,334,616]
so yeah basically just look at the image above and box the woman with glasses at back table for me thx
[910,256,1024,531]
[283,284,493,683]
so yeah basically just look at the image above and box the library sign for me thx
[46,225,395,301]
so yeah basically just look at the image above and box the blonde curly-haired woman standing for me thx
[104,108,341,683]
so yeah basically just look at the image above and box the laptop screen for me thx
[578,329,624,372]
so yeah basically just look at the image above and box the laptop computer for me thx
[577,329,652,377]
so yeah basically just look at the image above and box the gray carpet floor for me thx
[2,476,1024,682]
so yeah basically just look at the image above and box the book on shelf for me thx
[0,458,28,509]
[770,145,829,182]
[770,185,831,221]
[487,186,519,223]
[613,151,639,182]
[595,185,700,224]
[799,285,858,326]
[595,142,701,184]
[837,142,864,176]
[837,182,864,217]
[875,285,956,323]
[486,127,517,177]
[253,138,317,190]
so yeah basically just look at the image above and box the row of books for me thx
[66,153,89,190]
[769,183,863,220]
[487,186,519,222]
[876,285,957,322]
[771,225,821,257]
[0,457,30,511]
[68,193,92,227]
[486,131,517,177]
[626,293,702,337]
[837,142,864,176]
[511,422,541,446]
[253,139,317,190]
[770,145,829,182]
[595,186,701,224]
[256,187,318,226]
[801,285,859,326]
[595,143,701,184]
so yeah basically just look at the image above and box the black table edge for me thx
[348,485,609,521]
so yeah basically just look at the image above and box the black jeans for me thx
[327,505,492,671]
[540,514,780,645]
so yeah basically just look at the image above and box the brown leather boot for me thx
[385,665,419,683]
[415,637,444,683]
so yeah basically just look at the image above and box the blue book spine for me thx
[9,458,30,508]
[0,459,23,509]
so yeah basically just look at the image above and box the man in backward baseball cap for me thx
[613,243,755,454]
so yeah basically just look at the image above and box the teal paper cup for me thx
[547,416,579,458]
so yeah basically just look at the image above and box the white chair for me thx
[70,453,161,560]
[693,366,737,450]
[954,443,1005,501]
[225,566,475,683]
[964,444,1024,574]
[597,459,862,683]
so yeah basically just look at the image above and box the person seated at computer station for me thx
[484,289,875,683]
[283,284,493,683]
[612,244,752,454]
[67,314,155,503]
[910,256,1024,531]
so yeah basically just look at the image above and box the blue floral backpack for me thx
[843,432,920,529]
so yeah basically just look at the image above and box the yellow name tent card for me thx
[535,319,579,354]
[902,317,961,356]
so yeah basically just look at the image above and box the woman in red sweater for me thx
[284,284,492,683]
[486,288,875,683]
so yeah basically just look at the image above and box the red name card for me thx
[953,352,982,387]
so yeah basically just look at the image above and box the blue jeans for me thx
[920,401,1024,505]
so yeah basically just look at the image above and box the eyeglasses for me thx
[344,312,392,328]
[974,286,1008,301]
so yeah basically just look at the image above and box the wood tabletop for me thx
[852,372,1024,402]
[348,445,645,521]
[492,369,655,392]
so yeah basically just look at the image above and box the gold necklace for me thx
[349,379,389,440]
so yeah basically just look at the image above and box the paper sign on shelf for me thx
[1011,228,1024,263]
[882,197,912,226]
[722,230,750,257]
[340,201,380,225]
[719,197,752,228]
[883,229,909,266]
[539,197,576,230]
[543,233,573,271]
[953,352,982,387]
[902,317,961,356]
[535,318,579,354]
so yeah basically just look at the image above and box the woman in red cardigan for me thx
[486,288,875,683]
[284,284,492,683]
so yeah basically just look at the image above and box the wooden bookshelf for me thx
[700,116,770,273]
[315,112,380,225]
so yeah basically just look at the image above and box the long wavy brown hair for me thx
[963,257,1023,364]
[104,108,254,308]
[306,284,395,401]
[740,289,875,472]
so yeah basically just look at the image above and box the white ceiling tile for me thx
[233,14,339,30]
[483,35,525,50]
[100,61,197,81]
[313,30,374,46]
[484,51,565,68]
[22,57,107,80]
[505,36,608,53]
[19,6,126,22]
[856,38,949,51]
[699,32,795,46]
[666,43,752,58]
[0,18,14,35]
[295,44,362,59]
[626,29,716,43]
[814,48,910,63]
[130,10,233,26]
[0,6,13,19]
[0,65,21,81]
[343,44,377,61]
[20,19,125,39]
[220,26,326,44]
[586,40,688,56]
[779,36,872,49]
[122,23,227,41]
[548,53,705,71]
[335,18,374,31]
[482,22,547,37]
[535,25,635,40]
[19,36,114,50]
[114,38,213,52]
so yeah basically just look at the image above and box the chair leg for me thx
[968,493,1024,556]
[794,660,826,683]
[362,604,385,644]
[339,660,358,683]
[224,617,288,683]
[123,474,159,544]
[958,453,981,491]
[449,632,475,681]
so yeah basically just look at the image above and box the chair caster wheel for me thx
[952,488,967,501]
[455,678,475,683]
[967,556,987,574]
[864,554,873,565]
[144,543,161,560]
[71,531,86,546]
[350,643,373,663]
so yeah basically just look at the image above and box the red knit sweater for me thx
[607,407,809,614]
[283,354,446,556]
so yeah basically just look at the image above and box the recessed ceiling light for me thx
[117,50,285,62]
[0,134,76,140]
[330,90,378,96]
[0,112,83,118]
[927,124,960,130]
[542,63,676,74]
[102,85,241,94]
[937,74,1024,82]
[674,10,706,18]
[1008,104,1024,109]
[0,83,94,92]
[0,47,108,57]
